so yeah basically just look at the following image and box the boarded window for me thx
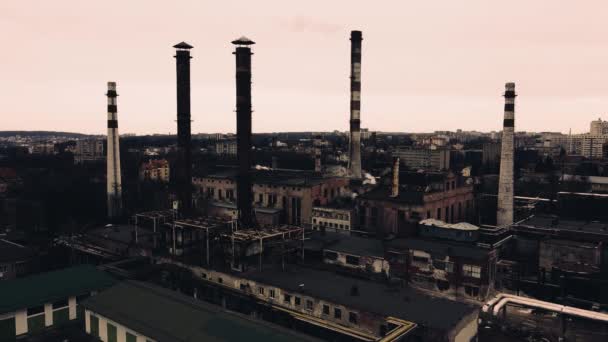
[324,251,338,260]
[126,332,137,342]
[463,264,481,278]
[345,255,360,265]
[107,323,117,342]
[90,315,99,337]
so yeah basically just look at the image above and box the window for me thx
[324,251,338,261]
[426,210,431,219]
[465,285,480,297]
[201,273,207,279]
[437,208,441,219]
[322,304,330,315]
[334,308,342,319]
[227,189,234,201]
[451,181,455,189]
[218,189,223,200]
[107,323,117,342]
[412,255,428,263]
[239,283,248,291]
[258,287,265,295]
[445,207,449,222]
[370,207,378,226]
[445,182,450,191]
[345,255,360,265]
[269,289,276,298]
[349,312,358,324]
[462,264,481,278]
[295,297,301,306]
[258,193,263,203]
[217,277,223,284]
[90,315,99,337]
[52,299,68,309]
[27,306,44,316]
[0,317,15,342]
[284,294,291,304]
[306,300,313,310]
[126,332,137,342]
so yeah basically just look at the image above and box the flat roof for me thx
[325,235,385,258]
[0,265,116,314]
[203,169,333,187]
[83,281,319,342]
[515,215,608,236]
[244,266,477,331]
[388,238,492,260]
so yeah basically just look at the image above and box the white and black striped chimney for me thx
[497,82,516,227]
[106,82,122,220]
[348,30,363,179]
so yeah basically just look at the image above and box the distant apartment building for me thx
[393,146,450,171]
[215,140,237,156]
[482,142,501,167]
[590,118,608,135]
[74,139,104,164]
[139,159,170,182]
[29,143,55,155]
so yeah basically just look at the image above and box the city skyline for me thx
[2,1,608,135]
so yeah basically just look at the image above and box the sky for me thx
[1,0,608,135]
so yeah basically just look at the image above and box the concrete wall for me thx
[86,310,153,342]
[0,295,79,338]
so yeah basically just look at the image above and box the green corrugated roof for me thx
[83,281,319,342]
[0,265,116,314]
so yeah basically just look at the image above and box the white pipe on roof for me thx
[486,293,608,323]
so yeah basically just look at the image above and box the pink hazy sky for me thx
[2,1,607,135]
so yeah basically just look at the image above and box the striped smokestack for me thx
[348,30,363,179]
[497,82,516,227]
[174,42,193,215]
[232,36,255,228]
[106,81,122,220]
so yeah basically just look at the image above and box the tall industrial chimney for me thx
[232,36,255,227]
[174,42,193,215]
[497,82,516,227]
[106,82,122,219]
[348,30,363,179]
[390,157,400,198]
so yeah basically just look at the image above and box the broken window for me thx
[349,312,358,324]
[324,251,338,261]
[346,255,360,265]
[322,304,330,315]
[412,255,429,263]
[436,280,450,291]
[462,264,481,278]
[306,299,313,310]
[334,308,342,319]
[465,285,480,297]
